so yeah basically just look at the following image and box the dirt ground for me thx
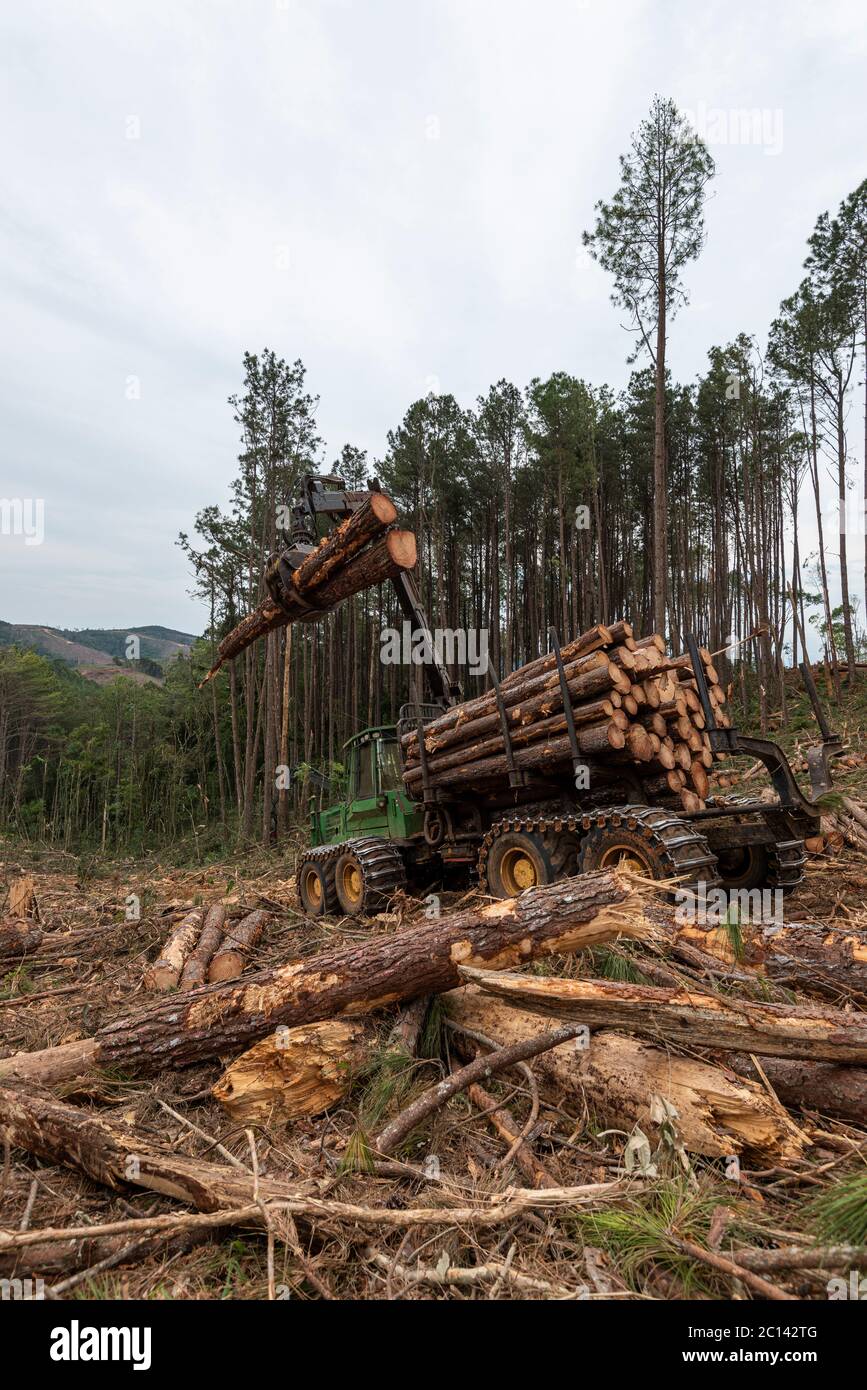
[1,805,866,1302]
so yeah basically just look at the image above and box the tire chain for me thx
[337,836,407,911]
[478,805,720,893]
[702,795,807,891]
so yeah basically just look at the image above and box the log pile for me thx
[144,905,269,991]
[400,621,729,815]
[201,491,415,684]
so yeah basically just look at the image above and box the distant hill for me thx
[0,621,197,679]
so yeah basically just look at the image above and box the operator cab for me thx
[344,726,403,800]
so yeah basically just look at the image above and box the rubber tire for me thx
[298,858,337,917]
[486,831,557,899]
[577,825,675,878]
[714,844,771,893]
[334,849,367,917]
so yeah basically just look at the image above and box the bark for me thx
[0,920,43,959]
[459,965,867,1063]
[409,688,620,760]
[405,724,626,792]
[665,913,867,1004]
[401,649,624,748]
[203,525,416,683]
[178,905,227,990]
[144,910,204,992]
[290,491,397,593]
[443,987,807,1162]
[207,908,269,983]
[403,706,625,781]
[0,870,646,1084]
[727,1054,866,1126]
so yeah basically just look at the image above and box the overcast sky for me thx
[1,0,865,635]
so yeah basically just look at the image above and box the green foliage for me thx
[807,1171,867,1246]
[573,1180,745,1296]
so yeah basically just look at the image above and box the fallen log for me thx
[0,1083,626,1232]
[663,912,867,1003]
[459,965,867,1064]
[727,1054,867,1126]
[212,1019,368,1122]
[0,919,43,960]
[207,908,269,983]
[144,909,204,991]
[179,905,227,990]
[0,870,646,1084]
[443,988,807,1162]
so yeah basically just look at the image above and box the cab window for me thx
[357,742,375,798]
[377,738,403,791]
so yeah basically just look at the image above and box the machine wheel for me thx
[706,798,807,896]
[577,806,719,893]
[484,826,581,899]
[297,848,338,917]
[485,832,552,897]
[714,844,770,892]
[334,837,407,918]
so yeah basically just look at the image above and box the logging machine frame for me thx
[288,475,838,919]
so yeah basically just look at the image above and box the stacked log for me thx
[144,904,268,991]
[202,492,415,684]
[401,622,728,815]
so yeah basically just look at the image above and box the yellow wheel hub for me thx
[599,845,651,875]
[500,847,538,895]
[306,871,322,906]
[342,862,363,904]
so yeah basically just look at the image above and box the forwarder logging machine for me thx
[286,475,838,918]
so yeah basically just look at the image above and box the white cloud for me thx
[0,0,864,629]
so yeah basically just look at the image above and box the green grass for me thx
[807,1170,867,1246]
[572,1179,749,1297]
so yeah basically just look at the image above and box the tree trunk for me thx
[459,965,867,1063]
[144,910,204,992]
[653,229,668,637]
[178,906,227,991]
[207,909,269,983]
[666,913,867,1003]
[443,988,807,1162]
[727,1054,866,1127]
[0,920,43,959]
